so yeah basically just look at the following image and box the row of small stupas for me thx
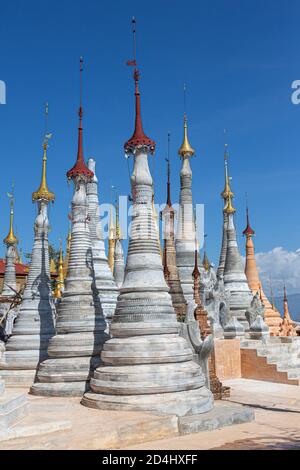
[0,22,297,414]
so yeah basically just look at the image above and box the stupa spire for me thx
[66,57,93,181]
[178,114,195,158]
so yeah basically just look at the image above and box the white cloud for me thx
[255,247,300,295]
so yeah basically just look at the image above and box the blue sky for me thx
[0,0,300,290]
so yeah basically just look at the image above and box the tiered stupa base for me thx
[82,387,213,416]
[82,333,214,416]
[30,332,106,396]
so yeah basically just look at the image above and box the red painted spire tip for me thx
[124,19,155,154]
[243,206,255,236]
[66,58,93,181]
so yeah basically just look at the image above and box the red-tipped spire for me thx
[124,18,155,155]
[67,57,94,180]
[243,206,255,237]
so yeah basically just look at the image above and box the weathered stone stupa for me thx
[31,59,107,396]
[175,113,201,303]
[0,135,55,387]
[223,178,252,330]
[113,201,125,288]
[82,40,213,415]
[161,149,186,321]
[86,158,118,321]
[243,207,282,335]
[1,194,18,297]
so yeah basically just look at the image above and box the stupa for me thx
[161,144,186,321]
[223,161,252,330]
[82,24,213,415]
[243,206,282,335]
[175,112,202,303]
[86,158,118,321]
[0,130,55,387]
[31,58,107,396]
[279,286,297,337]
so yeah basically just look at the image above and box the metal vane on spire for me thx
[66,57,93,180]
[124,17,155,155]
[4,181,18,245]
[32,104,55,202]
[178,83,195,158]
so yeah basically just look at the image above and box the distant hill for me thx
[274,293,300,323]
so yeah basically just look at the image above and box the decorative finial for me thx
[66,57,93,180]
[32,104,55,202]
[243,202,255,237]
[124,18,155,155]
[4,182,18,245]
[221,142,234,200]
[178,84,195,158]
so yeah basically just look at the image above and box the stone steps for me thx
[241,337,300,386]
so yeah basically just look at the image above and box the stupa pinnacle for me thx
[0,122,55,387]
[82,20,213,415]
[31,59,107,396]
[243,206,282,335]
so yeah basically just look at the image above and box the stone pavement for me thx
[125,379,300,450]
[0,379,299,450]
